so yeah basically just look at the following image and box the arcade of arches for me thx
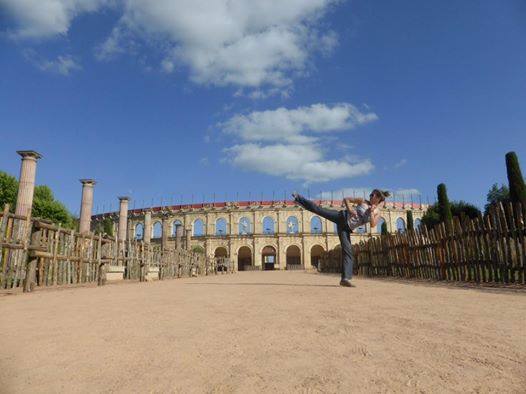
[101,199,427,271]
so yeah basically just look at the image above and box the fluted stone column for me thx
[117,197,130,241]
[15,151,42,217]
[143,211,152,243]
[79,179,96,234]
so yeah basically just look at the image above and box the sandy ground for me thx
[0,271,525,394]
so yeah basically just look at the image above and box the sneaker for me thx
[339,279,355,287]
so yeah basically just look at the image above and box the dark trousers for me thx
[295,195,354,280]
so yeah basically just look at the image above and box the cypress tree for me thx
[406,210,414,231]
[437,183,453,229]
[505,152,526,206]
[381,221,388,235]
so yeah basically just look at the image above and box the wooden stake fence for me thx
[320,201,525,285]
[0,205,235,292]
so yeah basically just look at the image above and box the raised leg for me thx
[294,194,341,223]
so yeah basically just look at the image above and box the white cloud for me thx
[394,188,420,197]
[394,159,407,169]
[220,103,378,143]
[1,0,112,39]
[225,143,374,183]
[23,50,82,75]
[219,102,378,183]
[3,0,341,93]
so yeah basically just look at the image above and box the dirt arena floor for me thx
[0,271,525,394]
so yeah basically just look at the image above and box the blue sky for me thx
[1,0,525,215]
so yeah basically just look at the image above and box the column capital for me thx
[80,179,96,186]
[17,150,42,161]
[118,196,130,202]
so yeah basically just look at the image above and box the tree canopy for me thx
[0,170,75,228]
[422,201,481,229]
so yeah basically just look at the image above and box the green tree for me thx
[451,201,481,220]
[505,151,526,206]
[0,171,18,211]
[32,185,75,228]
[485,183,510,215]
[103,217,114,236]
[381,221,388,235]
[406,210,414,231]
[437,183,453,229]
[191,245,205,254]
[422,201,481,229]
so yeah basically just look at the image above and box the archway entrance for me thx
[214,247,228,258]
[237,246,252,271]
[214,247,229,272]
[310,245,324,269]
[286,245,301,269]
[262,246,277,270]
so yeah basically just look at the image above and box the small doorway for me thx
[262,246,277,270]
[286,245,301,269]
[237,246,252,271]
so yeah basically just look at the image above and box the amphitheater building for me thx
[92,199,428,271]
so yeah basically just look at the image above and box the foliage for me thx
[0,171,18,211]
[103,217,114,236]
[485,183,510,215]
[505,151,526,206]
[437,183,453,227]
[422,201,481,229]
[406,210,414,231]
[191,245,205,254]
[32,185,75,228]
[381,221,388,235]
[0,171,75,227]
[450,201,481,220]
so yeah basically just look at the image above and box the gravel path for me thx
[1,271,525,393]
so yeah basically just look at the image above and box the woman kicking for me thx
[292,189,390,287]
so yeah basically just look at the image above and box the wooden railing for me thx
[0,204,234,292]
[320,202,526,285]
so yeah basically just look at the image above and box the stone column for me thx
[185,227,192,250]
[79,179,96,233]
[14,151,42,217]
[143,211,152,243]
[175,225,183,249]
[117,196,130,241]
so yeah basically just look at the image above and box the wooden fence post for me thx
[23,224,40,292]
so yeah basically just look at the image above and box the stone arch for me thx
[152,221,162,239]
[310,244,324,268]
[310,216,322,234]
[262,245,277,270]
[214,246,228,258]
[239,216,251,235]
[215,218,227,236]
[414,218,423,231]
[237,246,252,271]
[396,217,406,233]
[193,218,204,236]
[262,216,275,234]
[286,216,299,234]
[286,244,301,268]
[171,219,182,237]
[376,217,386,233]
[135,223,144,240]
